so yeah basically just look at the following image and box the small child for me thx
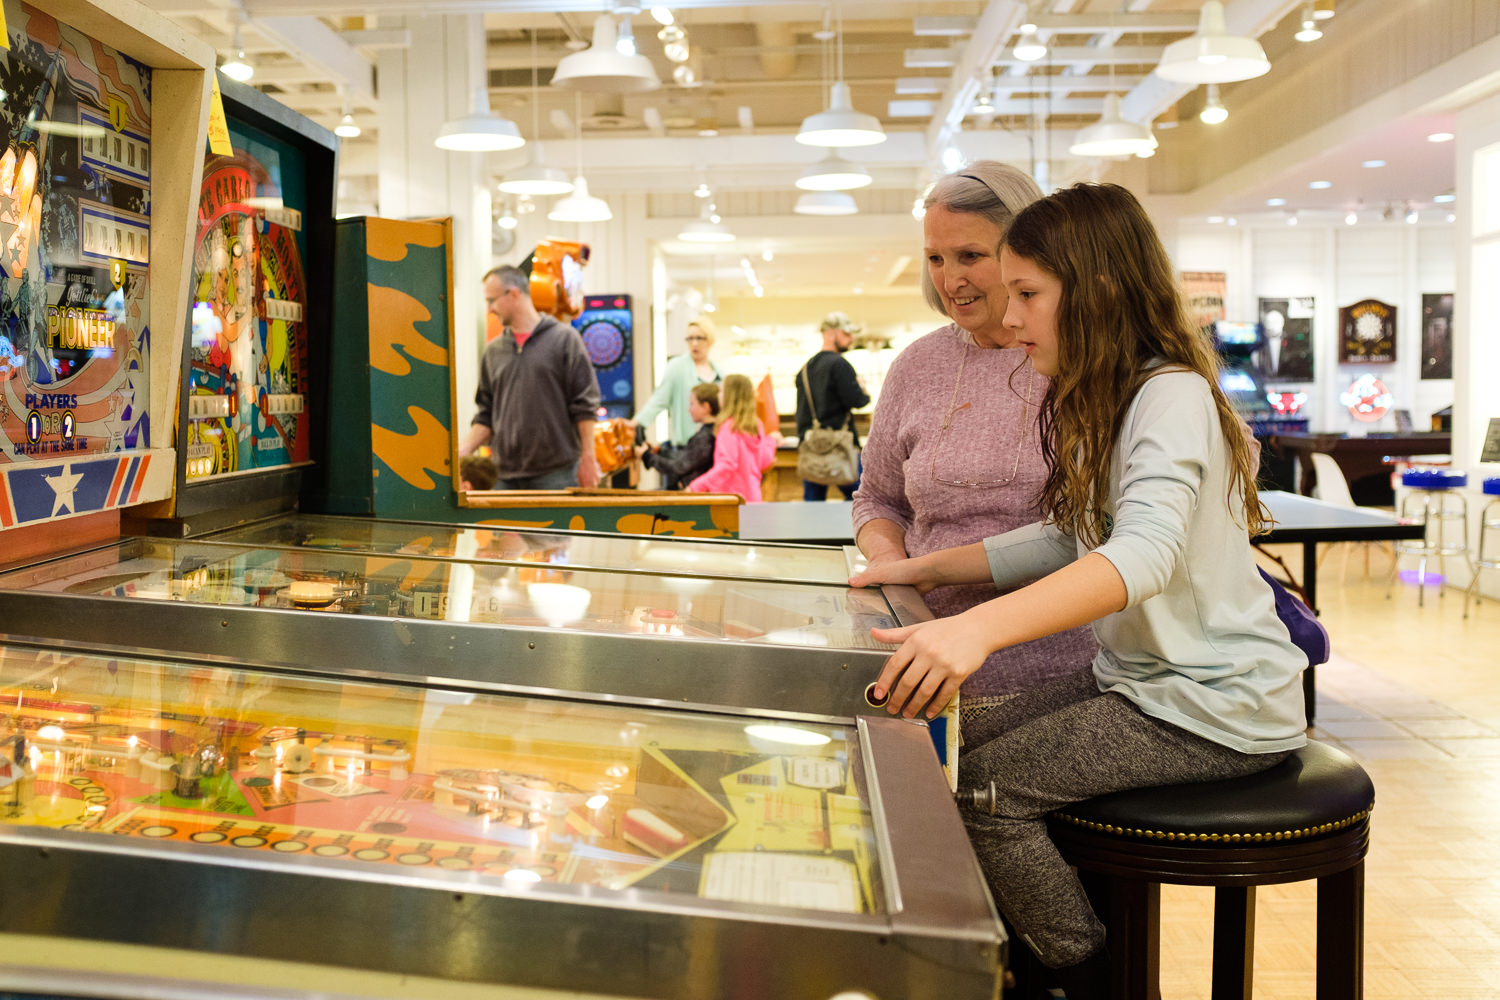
[687,374,779,502]
[852,183,1306,999]
[641,381,720,490]
[460,454,498,491]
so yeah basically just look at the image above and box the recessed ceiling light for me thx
[1426,132,1455,143]
[1361,159,1386,168]
[1206,215,1225,223]
[1227,217,1238,226]
[1434,193,1456,203]
[1266,197,1286,206]
[1309,180,1331,189]
[1345,211,1358,225]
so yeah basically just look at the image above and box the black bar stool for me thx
[1045,740,1373,1000]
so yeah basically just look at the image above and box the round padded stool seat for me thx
[1052,740,1373,846]
[1484,476,1500,496]
[1041,741,1374,1000]
[1402,468,1467,489]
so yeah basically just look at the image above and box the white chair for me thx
[1309,451,1393,579]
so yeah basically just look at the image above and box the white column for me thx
[1450,89,1500,598]
[376,14,491,430]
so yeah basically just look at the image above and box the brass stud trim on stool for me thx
[1049,803,1373,843]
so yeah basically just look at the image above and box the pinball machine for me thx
[0,520,1000,998]
[0,4,1002,995]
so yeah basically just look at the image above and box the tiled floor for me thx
[1154,550,1500,998]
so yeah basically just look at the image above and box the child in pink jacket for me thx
[688,374,780,502]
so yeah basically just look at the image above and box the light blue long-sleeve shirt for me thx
[633,354,721,445]
[984,369,1307,755]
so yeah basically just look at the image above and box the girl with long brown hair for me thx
[851,183,1306,997]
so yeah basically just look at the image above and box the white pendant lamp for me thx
[1013,23,1047,62]
[677,217,735,243]
[500,158,574,196]
[1068,94,1157,158]
[797,82,886,147]
[435,86,526,152]
[795,7,885,147]
[794,191,857,216]
[552,15,661,93]
[334,103,361,138]
[795,150,871,191]
[1199,83,1228,125]
[548,92,612,223]
[548,175,613,222]
[1154,1,1270,84]
[501,31,575,196]
[221,24,253,82]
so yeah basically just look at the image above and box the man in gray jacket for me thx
[458,266,601,489]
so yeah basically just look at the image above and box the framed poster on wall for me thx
[1339,298,1396,364]
[1181,271,1226,335]
[1420,293,1453,379]
[1255,297,1314,382]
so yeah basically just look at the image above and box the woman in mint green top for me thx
[633,316,721,446]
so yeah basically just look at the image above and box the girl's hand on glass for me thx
[868,613,989,719]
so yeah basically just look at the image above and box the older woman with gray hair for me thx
[852,161,1097,716]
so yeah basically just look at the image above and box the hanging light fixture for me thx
[794,191,858,216]
[549,175,613,223]
[501,32,574,196]
[1294,4,1323,42]
[548,93,612,222]
[333,93,361,138]
[1154,1,1270,84]
[796,4,885,147]
[795,150,871,191]
[1069,93,1156,158]
[435,86,525,152]
[220,22,254,82]
[552,14,661,93]
[1312,0,1336,19]
[1013,23,1047,62]
[971,73,997,116]
[1199,84,1228,125]
[677,209,735,243]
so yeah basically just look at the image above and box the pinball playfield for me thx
[1,644,879,913]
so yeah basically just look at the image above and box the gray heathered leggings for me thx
[958,665,1290,969]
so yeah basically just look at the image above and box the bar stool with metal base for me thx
[1032,741,1374,1000]
[1386,468,1472,613]
[1468,476,1500,613]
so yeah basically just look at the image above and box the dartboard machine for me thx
[572,293,634,420]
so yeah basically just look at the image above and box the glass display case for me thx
[0,637,1002,998]
[0,535,928,722]
[202,513,852,586]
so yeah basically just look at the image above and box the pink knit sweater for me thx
[688,420,777,502]
[852,324,1099,703]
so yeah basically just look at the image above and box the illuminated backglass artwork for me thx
[0,3,164,526]
[185,124,310,481]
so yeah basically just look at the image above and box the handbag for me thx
[796,364,861,486]
[1256,567,1330,667]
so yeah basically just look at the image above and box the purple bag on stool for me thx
[1257,567,1330,667]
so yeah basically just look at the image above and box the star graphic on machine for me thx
[100,404,124,452]
[47,464,86,516]
[0,192,15,217]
